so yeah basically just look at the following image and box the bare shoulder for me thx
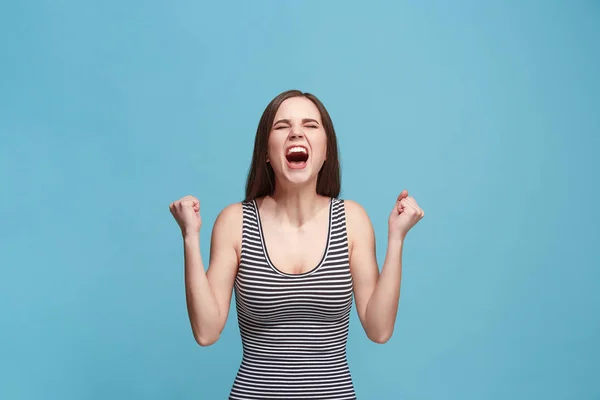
[343,199,373,228]
[342,199,375,249]
[211,202,244,254]
[214,202,243,226]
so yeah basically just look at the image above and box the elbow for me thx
[193,330,220,347]
[195,334,219,347]
[370,335,391,345]
[368,330,393,344]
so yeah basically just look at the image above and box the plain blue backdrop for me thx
[1,1,599,399]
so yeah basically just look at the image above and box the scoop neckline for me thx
[252,198,333,277]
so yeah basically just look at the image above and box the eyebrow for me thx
[273,118,320,126]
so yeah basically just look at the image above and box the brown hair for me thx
[244,90,341,201]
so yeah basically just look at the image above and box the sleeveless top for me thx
[229,197,357,399]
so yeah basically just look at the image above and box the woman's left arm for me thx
[346,190,424,344]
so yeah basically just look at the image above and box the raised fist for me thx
[169,195,201,236]
[388,189,424,240]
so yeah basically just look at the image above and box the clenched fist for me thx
[169,195,201,236]
[389,189,424,241]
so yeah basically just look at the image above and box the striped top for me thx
[229,197,356,400]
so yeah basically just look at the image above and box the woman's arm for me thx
[180,202,241,346]
[345,193,423,344]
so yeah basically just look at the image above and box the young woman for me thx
[169,90,424,399]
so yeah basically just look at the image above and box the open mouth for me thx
[285,146,309,169]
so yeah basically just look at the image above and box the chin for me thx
[280,162,317,186]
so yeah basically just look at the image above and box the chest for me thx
[260,218,329,275]
[235,199,353,324]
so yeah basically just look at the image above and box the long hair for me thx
[244,90,341,201]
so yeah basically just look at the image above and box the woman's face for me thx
[267,96,328,189]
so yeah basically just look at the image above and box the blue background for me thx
[1,1,599,399]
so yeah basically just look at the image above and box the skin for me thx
[169,96,425,346]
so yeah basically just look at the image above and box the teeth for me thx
[287,146,307,155]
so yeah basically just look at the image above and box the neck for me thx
[269,183,328,228]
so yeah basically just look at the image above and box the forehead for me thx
[274,97,322,121]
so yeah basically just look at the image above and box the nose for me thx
[289,127,304,140]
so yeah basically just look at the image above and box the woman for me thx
[169,90,424,399]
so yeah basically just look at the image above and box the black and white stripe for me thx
[229,198,357,400]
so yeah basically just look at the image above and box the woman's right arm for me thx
[171,197,241,346]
